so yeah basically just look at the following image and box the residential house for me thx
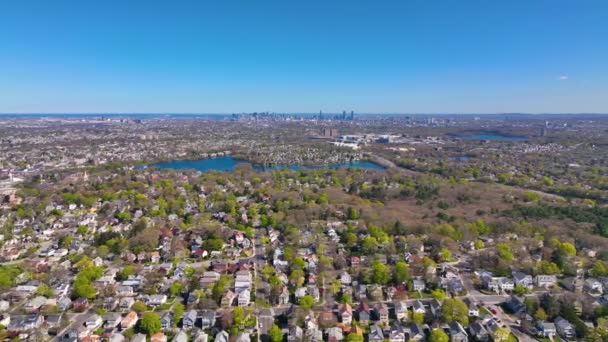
[339,304,352,325]
[463,298,479,317]
[449,321,469,342]
[7,315,43,332]
[173,331,188,342]
[103,297,119,311]
[412,300,426,315]
[536,321,557,338]
[288,326,304,342]
[585,278,603,294]
[429,299,442,320]
[412,279,426,292]
[119,297,135,310]
[160,312,172,330]
[200,271,220,288]
[368,324,384,342]
[505,296,526,315]
[151,333,167,342]
[394,301,408,320]
[121,311,138,330]
[278,287,290,305]
[512,271,534,290]
[238,289,250,307]
[375,303,389,324]
[73,297,89,311]
[215,331,229,342]
[469,322,489,342]
[183,310,198,329]
[200,310,216,329]
[84,314,103,330]
[116,285,135,297]
[535,275,557,288]
[147,295,168,306]
[326,327,344,342]
[555,317,576,340]
[405,324,426,341]
[221,290,235,307]
[25,296,48,312]
[340,272,352,285]
[131,333,147,342]
[357,304,371,325]
[389,324,406,342]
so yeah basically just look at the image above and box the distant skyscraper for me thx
[342,110,347,120]
[350,111,354,120]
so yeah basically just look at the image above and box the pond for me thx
[142,156,386,172]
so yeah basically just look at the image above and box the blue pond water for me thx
[453,133,527,141]
[144,156,386,172]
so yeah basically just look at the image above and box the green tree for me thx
[591,260,607,277]
[439,248,452,262]
[371,260,390,285]
[393,261,410,284]
[412,311,425,324]
[441,298,469,326]
[429,328,449,342]
[430,289,446,301]
[496,243,513,262]
[493,327,510,342]
[299,295,315,309]
[35,284,55,298]
[132,301,148,313]
[269,324,283,342]
[345,333,364,342]
[340,294,352,304]
[558,242,576,257]
[173,303,185,327]
[139,312,161,335]
[534,308,547,321]
[169,282,183,296]
[347,207,360,220]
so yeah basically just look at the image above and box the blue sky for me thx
[1,0,607,114]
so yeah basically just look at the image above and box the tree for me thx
[441,298,469,326]
[439,248,452,262]
[345,333,364,342]
[347,207,359,220]
[173,303,185,327]
[496,243,513,262]
[169,282,183,296]
[269,324,283,342]
[412,311,425,324]
[139,312,161,335]
[393,261,410,284]
[591,260,607,277]
[493,327,510,342]
[132,301,148,313]
[513,285,529,296]
[340,294,352,304]
[429,328,449,342]
[430,289,446,301]
[534,308,547,321]
[299,295,315,309]
[35,284,55,298]
[558,242,576,257]
[371,260,390,285]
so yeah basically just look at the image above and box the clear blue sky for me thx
[1,0,607,114]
